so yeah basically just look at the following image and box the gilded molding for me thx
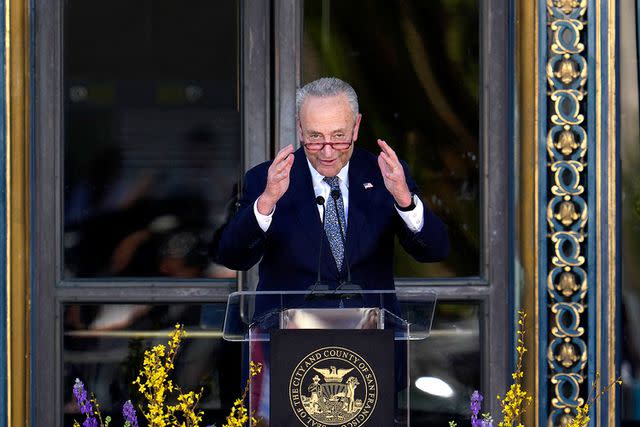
[5,0,31,425]
[606,0,616,422]
[545,1,588,425]
[515,0,539,424]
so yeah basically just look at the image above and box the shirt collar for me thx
[306,159,350,189]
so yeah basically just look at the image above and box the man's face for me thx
[298,94,361,177]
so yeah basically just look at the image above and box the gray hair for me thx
[295,77,359,119]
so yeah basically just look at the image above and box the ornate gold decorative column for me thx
[519,0,618,425]
[544,3,589,426]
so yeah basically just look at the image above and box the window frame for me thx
[33,0,511,422]
[33,0,271,424]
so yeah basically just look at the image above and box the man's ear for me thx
[296,120,304,141]
[352,114,363,141]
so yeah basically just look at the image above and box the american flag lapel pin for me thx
[363,182,373,189]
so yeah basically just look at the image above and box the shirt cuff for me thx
[395,194,424,232]
[254,198,275,232]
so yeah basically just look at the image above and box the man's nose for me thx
[321,143,334,155]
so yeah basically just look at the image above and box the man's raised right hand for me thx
[257,144,295,215]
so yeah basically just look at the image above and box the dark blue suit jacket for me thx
[215,147,449,292]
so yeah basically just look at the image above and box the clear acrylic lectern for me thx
[223,289,436,427]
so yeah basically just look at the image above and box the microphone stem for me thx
[306,196,327,301]
[317,202,326,285]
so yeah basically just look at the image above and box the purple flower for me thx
[470,390,484,427]
[73,379,95,416]
[122,400,139,427]
[73,379,98,427]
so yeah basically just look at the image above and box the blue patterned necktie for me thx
[323,176,347,270]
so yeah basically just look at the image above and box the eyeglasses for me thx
[300,129,355,152]
[302,140,353,152]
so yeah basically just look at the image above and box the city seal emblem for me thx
[289,346,378,426]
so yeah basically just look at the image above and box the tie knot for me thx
[323,176,340,190]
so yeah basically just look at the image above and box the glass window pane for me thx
[63,304,242,426]
[63,303,479,426]
[63,0,240,279]
[303,0,480,278]
[408,302,480,424]
[620,1,640,423]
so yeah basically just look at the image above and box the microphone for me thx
[306,195,327,300]
[330,189,352,287]
[315,195,327,286]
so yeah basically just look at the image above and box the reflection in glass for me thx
[63,304,241,426]
[63,301,478,426]
[408,303,480,424]
[63,0,240,279]
[620,1,640,423]
[303,0,480,277]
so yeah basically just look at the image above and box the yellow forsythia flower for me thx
[222,362,263,427]
[132,324,205,427]
[567,374,622,427]
[497,311,533,427]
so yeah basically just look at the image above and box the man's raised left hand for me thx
[377,139,413,208]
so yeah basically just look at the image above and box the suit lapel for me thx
[345,149,369,266]
[289,148,375,278]
[289,148,343,278]
[290,148,322,241]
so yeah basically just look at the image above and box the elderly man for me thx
[215,77,449,292]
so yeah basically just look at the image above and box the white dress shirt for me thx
[253,160,425,232]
